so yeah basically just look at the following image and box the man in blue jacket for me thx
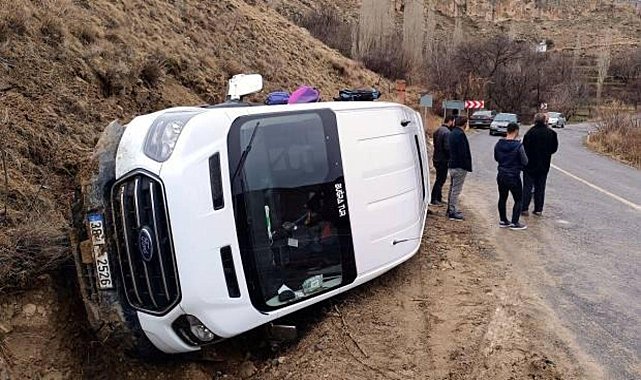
[494,123,528,230]
[447,117,472,221]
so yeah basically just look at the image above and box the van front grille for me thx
[111,172,180,314]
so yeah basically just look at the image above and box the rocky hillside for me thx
[0,0,386,291]
[2,0,640,291]
[271,0,641,52]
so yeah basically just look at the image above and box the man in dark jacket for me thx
[447,116,472,221]
[494,123,528,230]
[430,116,455,206]
[522,113,559,216]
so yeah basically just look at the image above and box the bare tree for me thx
[572,34,582,77]
[0,110,8,223]
[596,31,612,106]
[353,0,393,59]
[298,8,353,57]
[452,2,464,47]
[402,0,425,70]
[610,47,641,109]
[489,0,499,21]
[425,3,437,57]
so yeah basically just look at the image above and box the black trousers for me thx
[431,161,448,203]
[497,174,523,224]
[522,171,548,213]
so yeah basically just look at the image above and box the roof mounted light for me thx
[227,74,263,101]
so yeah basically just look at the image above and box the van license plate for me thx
[88,213,113,289]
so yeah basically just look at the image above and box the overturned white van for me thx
[71,75,430,355]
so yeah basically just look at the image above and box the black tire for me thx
[489,130,494,136]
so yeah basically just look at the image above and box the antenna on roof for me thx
[227,74,264,102]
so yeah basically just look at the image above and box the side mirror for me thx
[227,74,264,101]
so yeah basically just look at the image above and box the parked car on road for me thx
[469,110,497,129]
[547,112,566,128]
[489,113,518,136]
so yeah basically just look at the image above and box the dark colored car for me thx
[489,113,519,136]
[469,110,497,129]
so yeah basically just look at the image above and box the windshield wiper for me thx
[231,121,261,183]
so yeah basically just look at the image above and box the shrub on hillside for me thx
[94,59,139,97]
[0,4,29,43]
[72,23,100,45]
[139,52,167,88]
[0,212,69,291]
[590,106,641,168]
[40,15,67,46]
[359,34,412,81]
[297,8,353,58]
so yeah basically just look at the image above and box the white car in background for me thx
[547,112,566,128]
[70,74,430,356]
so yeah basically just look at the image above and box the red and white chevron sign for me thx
[465,100,485,109]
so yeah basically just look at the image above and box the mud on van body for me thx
[71,89,430,355]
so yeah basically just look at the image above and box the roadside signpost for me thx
[442,100,465,128]
[465,100,485,109]
[420,94,433,108]
[420,94,433,123]
[396,80,407,104]
[465,100,485,129]
[443,100,465,111]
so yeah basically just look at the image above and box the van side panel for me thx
[336,107,425,276]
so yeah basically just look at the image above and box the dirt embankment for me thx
[0,205,587,379]
[0,0,385,292]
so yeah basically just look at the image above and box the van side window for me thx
[209,153,224,210]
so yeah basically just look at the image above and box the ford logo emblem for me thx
[138,227,154,262]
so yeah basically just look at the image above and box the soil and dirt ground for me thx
[0,201,589,379]
[2,1,641,379]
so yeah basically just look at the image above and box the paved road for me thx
[464,124,641,379]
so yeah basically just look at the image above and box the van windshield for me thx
[228,109,356,311]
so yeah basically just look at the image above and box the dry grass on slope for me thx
[0,0,384,291]
[588,107,641,169]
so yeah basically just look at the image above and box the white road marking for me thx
[551,164,641,212]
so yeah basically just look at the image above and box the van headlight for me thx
[172,314,220,346]
[143,111,201,162]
